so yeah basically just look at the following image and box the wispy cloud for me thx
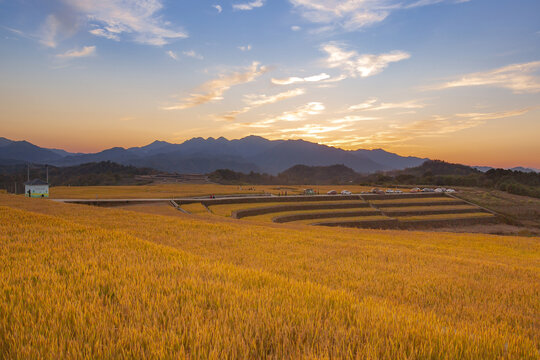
[166,50,178,60]
[218,88,306,121]
[238,45,252,51]
[348,97,425,111]
[56,45,96,59]
[289,0,467,32]
[39,14,62,48]
[183,50,203,59]
[431,61,540,94]
[246,102,325,128]
[272,73,331,85]
[291,25,301,31]
[233,0,265,11]
[89,28,119,40]
[322,42,410,78]
[70,0,187,46]
[163,62,268,110]
[329,115,378,124]
[213,4,223,13]
[355,108,531,146]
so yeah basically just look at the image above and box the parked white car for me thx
[445,188,456,193]
[341,190,352,195]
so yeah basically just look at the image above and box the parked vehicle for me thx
[371,188,385,195]
[445,188,456,193]
[341,190,352,195]
[385,189,394,194]
[303,188,315,195]
[394,189,403,194]
[410,187,421,193]
[422,188,435,192]
[327,190,338,195]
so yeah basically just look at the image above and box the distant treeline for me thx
[209,160,540,199]
[0,161,158,192]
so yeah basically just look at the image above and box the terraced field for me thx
[175,192,497,229]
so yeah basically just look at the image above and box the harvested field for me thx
[208,200,367,217]
[244,207,380,222]
[381,205,478,212]
[398,212,495,221]
[368,196,458,204]
[382,207,484,217]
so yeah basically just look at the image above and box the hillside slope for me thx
[1,194,538,358]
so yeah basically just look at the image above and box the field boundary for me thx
[272,210,383,223]
[232,202,370,219]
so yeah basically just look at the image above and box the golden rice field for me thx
[1,193,539,358]
[49,184,374,199]
[180,202,212,215]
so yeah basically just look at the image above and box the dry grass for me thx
[398,212,495,221]
[454,188,540,227]
[1,194,539,358]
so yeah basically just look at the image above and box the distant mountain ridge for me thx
[0,135,435,175]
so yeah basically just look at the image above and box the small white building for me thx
[24,179,49,198]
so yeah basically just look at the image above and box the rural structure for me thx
[24,179,49,198]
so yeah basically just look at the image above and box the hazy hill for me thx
[1,135,428,174]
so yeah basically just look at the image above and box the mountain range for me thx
[0,136,430,175]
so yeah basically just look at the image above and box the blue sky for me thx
[1,0,539,167]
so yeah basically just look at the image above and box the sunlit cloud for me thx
[431,61,540,94]
[163,62,269,110]
[272,73,331,85]
[291,25,301,31]
[289,0,468,32]
[233,0,264,11]
[89,28,119,40]
[166,50,178,60]
[348,97,425,111]
[217,88,306,121]
[56,45,96,59]
[355,108,532,146]
[238,45,252,51]
[246,102,325,128]
[70,0,187,46]
[330,115,378,124]
[213,4,223,13]
[183,50,203,59]
[322,43,410,78]
[280,124,347,135]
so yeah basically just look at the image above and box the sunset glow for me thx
[1,0,539,168]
